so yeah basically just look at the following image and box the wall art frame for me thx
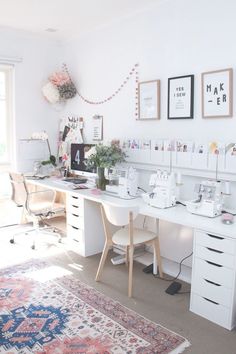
[201,68,233,118]
[168,75,194,119]
[138,80,160,120]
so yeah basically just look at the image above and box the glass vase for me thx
[96,167,107,191]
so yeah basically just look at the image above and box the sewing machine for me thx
[143,170,177,208]
[105,167,139,199]
[186,180,223,218]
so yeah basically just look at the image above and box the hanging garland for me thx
[63,62,140,117]
[43,63,140,117]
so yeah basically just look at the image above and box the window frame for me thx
[0,64,14,171]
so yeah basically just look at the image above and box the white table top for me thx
[26,177,236,240]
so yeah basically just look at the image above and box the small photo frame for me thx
[202,68,233,118]
[138,80,160,120]
[92,115,103,141]
[168,75,194,119]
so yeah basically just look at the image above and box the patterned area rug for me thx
[0,260,190,353]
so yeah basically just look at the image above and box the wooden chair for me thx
[95,202,163,297]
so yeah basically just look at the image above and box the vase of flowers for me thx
[85,141,126,190]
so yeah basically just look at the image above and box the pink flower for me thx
[49,71,71,87]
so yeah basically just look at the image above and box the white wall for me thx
[2,0,235,276]
[59,0,236,276]
[0,28,63,170]
[62,0,236,143]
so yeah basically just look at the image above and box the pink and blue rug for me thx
[0,260,190,353]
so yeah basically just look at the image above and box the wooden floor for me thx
[1,198,236,354]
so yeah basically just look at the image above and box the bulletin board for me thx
[58,116,83,167]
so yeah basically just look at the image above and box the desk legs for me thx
[153,219,163,278]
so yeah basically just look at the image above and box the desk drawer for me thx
[194,257,234,288]
[191,274,232,308]
[195,244,235,268]
[195,230,236,255]
[67,224,83,242]
[67,202,84,216]
[67,194,84,208]
[190,293,231,329]
[67,213,84,229]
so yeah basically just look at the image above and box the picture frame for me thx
[92,115,103,141]
[168,75,194,119]
[202,68,233,118]
[138,80,160,120]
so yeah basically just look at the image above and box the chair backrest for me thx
[102,202,139,226]
[9,172,27,207]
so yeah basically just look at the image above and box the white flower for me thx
[42,82,60,104]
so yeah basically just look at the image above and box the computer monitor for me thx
[70,143,97,177]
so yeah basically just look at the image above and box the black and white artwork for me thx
[168,75,194,119]
[202,68,233,118]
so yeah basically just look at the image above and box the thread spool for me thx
[176,172,182,185]
[224,181,231,195]
[222,213,234,225]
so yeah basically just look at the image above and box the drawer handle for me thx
[203,297,219,305]
[73,238,80,243]
[204,279,221,287]
[206,247,223,254]
[206,260,222,267]
[72,213,79,217]
[72,196,79,200]
[72,205,79,208]
[71,225,79,230]
[207,233,224,240]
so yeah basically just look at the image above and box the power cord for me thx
[176,201,186,207]
[150,251,193,282]
[222,210,236,216]
[138,187,147,193]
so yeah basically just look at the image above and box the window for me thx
[0,64,13,168]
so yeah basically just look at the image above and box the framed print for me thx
[138,80,160,120]
[92,115,103,141]
[168,75,194,119]
[202,68,233,118]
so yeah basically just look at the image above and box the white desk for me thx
[27,177,236,330]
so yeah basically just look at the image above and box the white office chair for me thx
[9,172,65,249]
[95,202,163,297]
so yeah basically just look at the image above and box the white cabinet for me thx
[66,192,105,257]
[190,229,236,330]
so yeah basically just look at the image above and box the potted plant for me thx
[86,141,126,190]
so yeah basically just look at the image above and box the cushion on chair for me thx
[112,227,157,246]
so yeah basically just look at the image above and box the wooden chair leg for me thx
[125,245,129,266]
[154,238,163,278]
[128,246,134,297]
[95,241,110,281]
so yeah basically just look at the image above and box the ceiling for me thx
[0,0,158,40]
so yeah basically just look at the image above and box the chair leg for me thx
[128,246,134,298]
[125,246,129,266]
[153,238,163,278]
[95,241,111,281]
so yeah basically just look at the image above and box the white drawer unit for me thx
[195,230,236,255]
[66,192,105,257]
[190,293,231,329]
[66,193,85,253]
[190,229,236,330]
[67,213,84,230]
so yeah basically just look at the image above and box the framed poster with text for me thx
[202,68,233,118]
[168,75,194,119]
